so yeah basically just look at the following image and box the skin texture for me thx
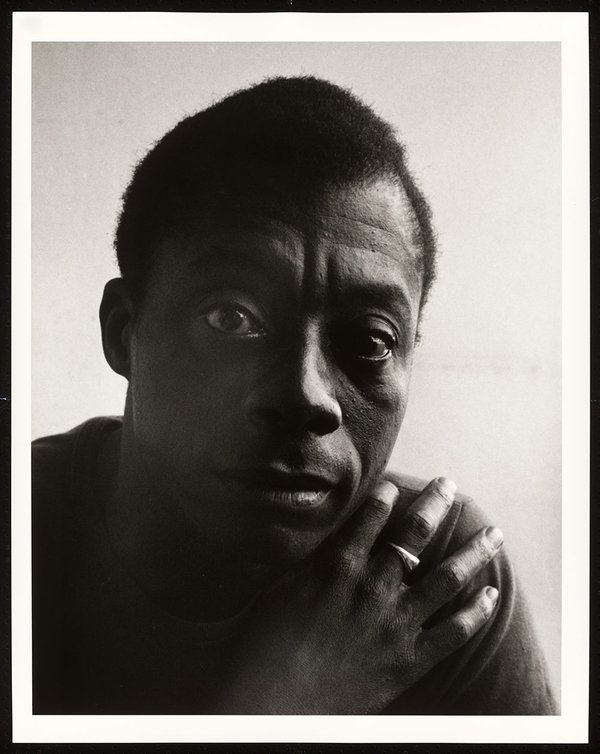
[213,479,502,714]
[102,178,423,602]
[100,176,501,711]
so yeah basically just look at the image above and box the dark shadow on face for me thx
[126,176,423,566]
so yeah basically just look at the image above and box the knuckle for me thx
[405,510,436,541]
[357,573,387,604]
[331,548,361,580]
[452,616,473,643]
[472,535,495,562]
[365,496,393,523]
[395,596,417,633]
[438,562,467,594]
[430,485,452,507]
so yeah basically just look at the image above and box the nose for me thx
[244,328,342,436]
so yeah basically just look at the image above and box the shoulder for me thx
[383,469,497,575]
[32,416,123,608]
[32,416,122,470]
[31,416,122,711]
[383,470,557,714]
[33,415,123,451]
[383,470,477,526]
[32,415,123,521]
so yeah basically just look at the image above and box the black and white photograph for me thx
[11,10,590,746]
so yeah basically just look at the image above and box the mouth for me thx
[213,467,337,511]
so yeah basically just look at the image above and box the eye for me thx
[200,294,266,338]
[335,318,398,363]
[353,330,395,360]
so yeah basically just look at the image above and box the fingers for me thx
[332,480,398,572]
[408,526,503,623]
[416,585,499,664]
[396,477,456,556]
[370,477,456,589]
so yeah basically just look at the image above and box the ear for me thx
[99,278,136,380]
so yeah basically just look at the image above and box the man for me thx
[32,76,556,714]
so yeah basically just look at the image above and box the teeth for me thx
[253,488,327,508]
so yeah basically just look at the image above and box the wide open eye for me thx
[352,330,395,360]
[201,294,266,338]
[335,317,398,363]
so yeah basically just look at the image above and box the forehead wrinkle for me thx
[315,212,420,263]
[315,210,410,240]
[325,239,422,297]
[325,240,416,267]
[325,251,418,317]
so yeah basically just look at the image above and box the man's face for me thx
[127,177,423,565]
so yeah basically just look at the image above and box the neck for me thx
[99,416,278,622]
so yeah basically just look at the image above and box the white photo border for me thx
[12,10,590,744]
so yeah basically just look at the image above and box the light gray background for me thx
[31,42,561,698]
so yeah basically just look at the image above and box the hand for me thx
[212,477,502,714]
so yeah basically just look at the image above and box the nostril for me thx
[244,343,343,436]
[247,403,342,436]
[305,409,342,436]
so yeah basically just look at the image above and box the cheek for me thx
[341,373,409,483]
[129,325,256,457]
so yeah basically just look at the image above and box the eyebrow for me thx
[332,280,417,319]
[177,239,419,319]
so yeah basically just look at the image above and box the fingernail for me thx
[485,586,499,605]
[435,477,457,503]
[371,479,398,508]
[485,527,504,548]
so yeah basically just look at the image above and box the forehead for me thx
[149,178,423,310]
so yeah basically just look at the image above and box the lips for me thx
[213,467,337,511]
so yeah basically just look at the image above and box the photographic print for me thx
[11,11,590,745]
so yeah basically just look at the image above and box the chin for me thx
[237,521,334,567]
[178,471,363,566]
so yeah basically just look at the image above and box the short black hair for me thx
[115,75,438,308]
